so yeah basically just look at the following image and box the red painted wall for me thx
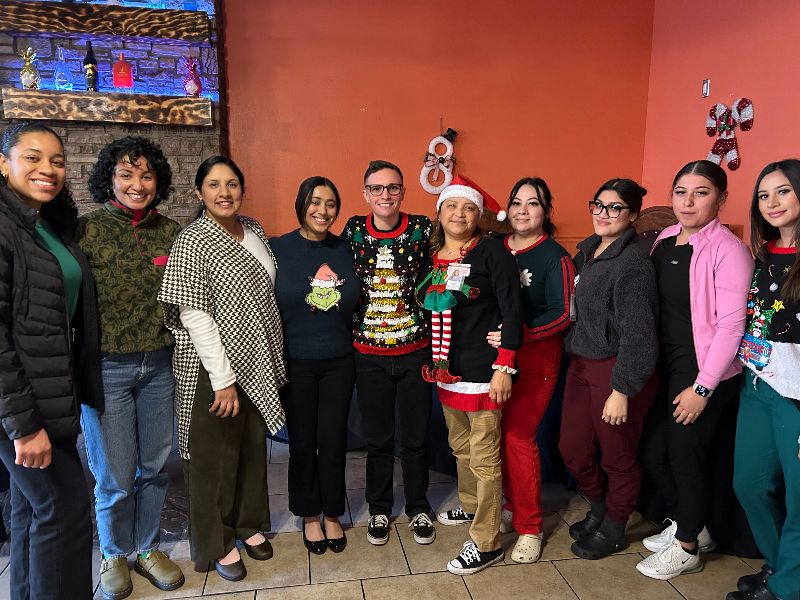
[223,0,655,244]
[641,0,800,236]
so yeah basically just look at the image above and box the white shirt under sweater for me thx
[179,225,276,391]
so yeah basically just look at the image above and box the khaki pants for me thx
[443,405,502,552]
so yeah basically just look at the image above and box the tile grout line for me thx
[360,578,366,600]
[550,558,586,600]
[459,574,474,599]
[394,522,413,575]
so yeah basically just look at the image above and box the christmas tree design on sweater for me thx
[362,245,417,345]
[343,213,431,354]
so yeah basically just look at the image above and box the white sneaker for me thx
[510,533,542,563]
[499,509,514,534]
[643,520,716,553]
[697,526,716,553]
[643,519,677,552]
[636,539,703,580]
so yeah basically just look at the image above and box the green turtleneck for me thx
[34,218,82,322]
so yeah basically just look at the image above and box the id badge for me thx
[737,332,772,370]
[569,274,580,321]
[446,263,471,291]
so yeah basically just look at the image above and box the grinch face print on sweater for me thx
[305,263,345,311]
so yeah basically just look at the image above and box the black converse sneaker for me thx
[447,541,504,575]
[408,513,436,545]
[437,506,475,525]
[367,514,390,546]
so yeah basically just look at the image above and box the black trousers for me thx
[185,366,270,565]
[639,365,741,543]
[281,354,355,517]
[0,436,93,600]
[355,347,432,517]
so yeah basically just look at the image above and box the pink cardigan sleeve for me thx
[695,239,754,390]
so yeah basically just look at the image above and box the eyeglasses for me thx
[588,200,630,218]
[365,184,403,197]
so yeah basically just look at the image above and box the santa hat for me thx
[436,174,506,221]
[310,263,341,288]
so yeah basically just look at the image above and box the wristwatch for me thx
[693,383,714,398]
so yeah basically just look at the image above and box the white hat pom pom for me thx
[496,210,507,222]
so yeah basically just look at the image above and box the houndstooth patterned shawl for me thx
[158,213,287,459]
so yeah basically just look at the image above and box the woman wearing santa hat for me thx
[270,176,359,554]
[486,177,576,563]
[417,175,523,575]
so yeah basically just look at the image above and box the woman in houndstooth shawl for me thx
[159,156,286,581]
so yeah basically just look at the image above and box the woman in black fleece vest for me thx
[559,178,659,560]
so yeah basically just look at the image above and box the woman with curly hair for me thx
[0,121,102,599]
[78,136,184,599]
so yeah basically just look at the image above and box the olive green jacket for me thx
[77,201,182,355]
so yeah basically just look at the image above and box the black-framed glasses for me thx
[588,200,630,218]
[365,184,403,197]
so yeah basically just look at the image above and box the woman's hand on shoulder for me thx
[210,384,240,418]
[672,386,708,425]
[13,428,52,469]
[490,370,513,405]
[602,390,628,425]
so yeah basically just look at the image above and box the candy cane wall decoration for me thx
[706,97,754,171]
[420,128,457,194]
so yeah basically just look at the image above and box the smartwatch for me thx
[693,383,714,398]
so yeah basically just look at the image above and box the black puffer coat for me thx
[0,184,103,440]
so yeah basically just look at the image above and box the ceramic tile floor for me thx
[0,440,761,600]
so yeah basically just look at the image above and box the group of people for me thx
[0,119,796,600]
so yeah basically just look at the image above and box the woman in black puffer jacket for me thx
[0,121,102,600]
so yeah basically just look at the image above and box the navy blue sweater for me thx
[270,230,359,360]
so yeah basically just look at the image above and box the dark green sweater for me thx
[77,201,181,354]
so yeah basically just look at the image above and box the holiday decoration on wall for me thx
[705,97,754,170]
[420,127,457,194]
[182,56,202,96]
[18,47,40,89]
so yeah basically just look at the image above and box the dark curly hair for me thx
[1,121,78,241]
[88,136,173,208]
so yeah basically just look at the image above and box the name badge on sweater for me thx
[569,274,580,321]
[446,263,471,291]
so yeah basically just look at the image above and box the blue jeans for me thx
[81,348,175,558]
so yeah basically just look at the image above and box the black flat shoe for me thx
[570,530,629,559]
[327,532,347,553]
[303,529,327,555]
[214,559,246,582]
[244,539,273,561]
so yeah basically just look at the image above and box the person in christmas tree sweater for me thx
[726,160,800,600]
[342,160,436,547]
[486,177,575,564]
[417,177,523,576]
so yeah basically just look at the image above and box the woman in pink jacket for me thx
[636,160,753,581]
